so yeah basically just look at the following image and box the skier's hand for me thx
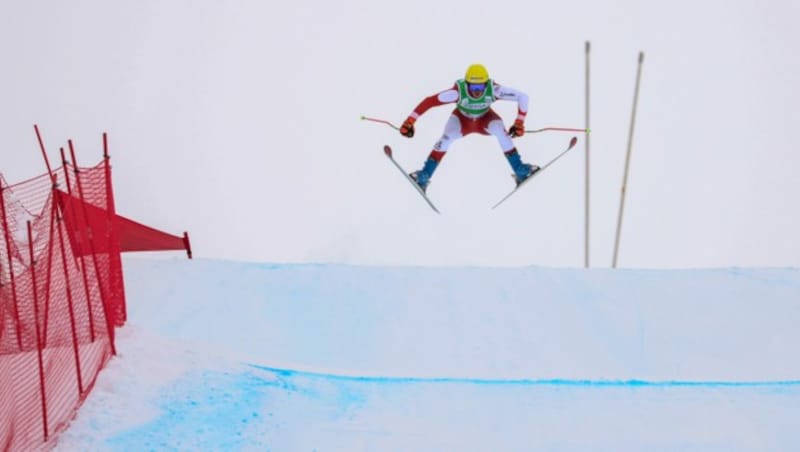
[509,119,525,138]
[400,117,415,138]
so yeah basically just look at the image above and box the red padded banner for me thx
[56,190,187,255]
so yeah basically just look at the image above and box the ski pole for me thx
[361,116,400,130]
[363,115,589,135]
[526,127,591,134]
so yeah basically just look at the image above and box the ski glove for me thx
[509,119,525,138]
[400,117,416,138]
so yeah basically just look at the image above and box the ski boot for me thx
[409,170,430,193]
[504,148,540,186]
[409,152,443,193]
[513,163,540,186]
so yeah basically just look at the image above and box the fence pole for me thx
[52,187,85,394]
[34,127,58,348]
[183,232,193,259]
[69,141,116,355]
[102,133,127,325]
[612,52,645,268]
[40,181,58,348]
[33,125,54,179]
[59,148,97,343]
[27,221,49,441]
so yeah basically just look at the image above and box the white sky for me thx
[2,0,799,268]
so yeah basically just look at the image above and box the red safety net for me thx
[0,150,190,450]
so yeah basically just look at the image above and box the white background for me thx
[2,0,799,268]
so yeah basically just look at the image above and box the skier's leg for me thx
[485,115,515,152]
[486,115,540,185]
[411,114,463,191]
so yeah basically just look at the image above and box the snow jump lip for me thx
[248,364,800,388]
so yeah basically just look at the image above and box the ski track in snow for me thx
[53,258,800,451]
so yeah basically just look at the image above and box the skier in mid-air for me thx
[398,63,539,193]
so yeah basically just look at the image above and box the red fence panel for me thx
[1,131,191,450]
[0,167,114,451]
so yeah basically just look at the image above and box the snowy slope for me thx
[55,257,800,451]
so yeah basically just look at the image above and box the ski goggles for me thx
[468,82,487,91]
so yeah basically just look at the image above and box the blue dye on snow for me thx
[107,370,272,451]
[104,364,800,451]
[248,363,800,388]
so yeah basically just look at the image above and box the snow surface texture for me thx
[55,257,800,450]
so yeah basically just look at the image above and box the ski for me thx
[383,145,440,214]
[491,136,579,210]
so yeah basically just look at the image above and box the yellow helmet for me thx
[465,64,489,83]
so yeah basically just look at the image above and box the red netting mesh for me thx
[0,161,119,451]
[1,133,191,450]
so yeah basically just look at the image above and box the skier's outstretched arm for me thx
[399,86,459,138]
[494,84,530,137]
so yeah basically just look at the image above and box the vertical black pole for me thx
[613,52,645,268]
[584,41,591,268]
